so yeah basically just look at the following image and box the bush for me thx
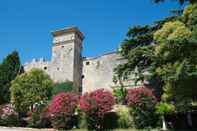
[10,69,53,114]
[112,87,127,104]
[114,105,133,128]
[80,89,115,130]
[0,104,19,126]
[126,86,159,129]
[27,102,51,128]
[51,81,73,97]
[47,92,79,130]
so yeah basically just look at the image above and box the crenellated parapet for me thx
[24,58,50,73]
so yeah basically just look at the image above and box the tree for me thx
[10,69,53,114]
[51,81,74,97]
[0,51,21,104]
[113,17,176,98]
[115,1,197,117]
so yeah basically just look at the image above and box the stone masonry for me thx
[24,27,140,93]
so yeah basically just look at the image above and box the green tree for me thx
[10,69,53,114]
[51,81,74,97]
[0,51,21,104]
[113,17,176,99]
[115,2,197,113]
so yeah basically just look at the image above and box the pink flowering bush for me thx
[125,86,158,129]
[80,89,115,130]
[126,86,156,107]
[47,92,79,129]
[0,104,19,126]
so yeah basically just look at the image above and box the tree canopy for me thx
[0,51,21,104]
[115,2,197,112]
[10,69,54,113]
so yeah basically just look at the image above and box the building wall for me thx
[23,27,141,94]
[82,52,127,93]
[24,58,50,75]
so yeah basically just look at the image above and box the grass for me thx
[71,129,197,131]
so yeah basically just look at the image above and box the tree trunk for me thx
[162,115,167,131]
[187,112,193,128]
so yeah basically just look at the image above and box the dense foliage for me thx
[0,104,19,126]
[126,87,156,106]
[10,69,53,114]
[27,102,51,128]
[126,87,158,129]
[0,51,21,104]
[47,92,79,129]
[113,105,133,128]
[51,81,74,97]
[80,89,115,130]
[115,2,197,113]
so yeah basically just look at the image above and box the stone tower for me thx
[51,27,84,92]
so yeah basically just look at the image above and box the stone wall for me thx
[24,58,51,75]
[82,52,126,93]
[23,26,142,94]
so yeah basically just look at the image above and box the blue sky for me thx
[0,0,182,63]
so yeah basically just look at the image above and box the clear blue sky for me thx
[0,0,182,63]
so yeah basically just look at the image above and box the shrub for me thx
[114,105,133,128]
[126,87,159,129]
[51,81,73,97]
[80,89,115,130]
[0,104,19,126]
[47,92,79,130]
[112,87,127,104]
[10,69,53,114]
[27,102,51,128]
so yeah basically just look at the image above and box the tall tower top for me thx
[52,27,84,45]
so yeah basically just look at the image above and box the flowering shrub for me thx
[27,102,51,128]
[80,89,115,130]
[126,86,156,107]
[125,87,159,129]
[0,104,19,126]
[47,92,79,129]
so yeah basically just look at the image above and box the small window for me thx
[57,67,60,70]
[61,46,64,48]
[44,66,47,70]
[86,61,90,65]
[82,75,85,79]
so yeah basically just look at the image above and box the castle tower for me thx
[51,27,84,92]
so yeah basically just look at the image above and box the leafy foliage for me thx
[115,2,197,114]
[126,87,158,129]
[80,89,115,130]
[51,81,73,97]
[112,86,127,104]
[47,92,79,129]
[114,105,133,128]
[0,104,19,126]
[156,102,175,115]
[10,69,53,114]
[126,87,156,106]
[0,51,21,104]
[27,102,51,128]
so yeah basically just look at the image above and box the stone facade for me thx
[24,27,139,93]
